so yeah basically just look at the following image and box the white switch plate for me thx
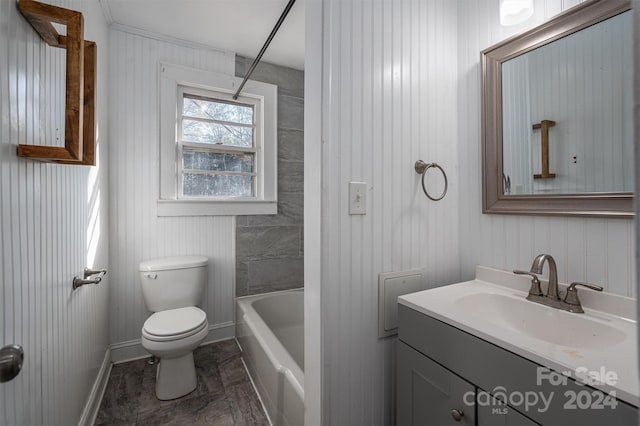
[349,182,367,215]
[378,268,427,338]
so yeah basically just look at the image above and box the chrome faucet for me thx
[563,282,604,313]
[514,254,603,313]
[530,254,560,300]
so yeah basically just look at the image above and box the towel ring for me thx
[415,160,448,201]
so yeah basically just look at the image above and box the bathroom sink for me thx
[455,292,627,350]
[398,266,639,406]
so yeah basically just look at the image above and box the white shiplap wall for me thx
[457,0,635,297]
[313,0,636,423]
[317,0,460,424]
[108,28,237,351]
[0,0,111,424]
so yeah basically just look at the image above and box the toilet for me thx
[139,256,209,400]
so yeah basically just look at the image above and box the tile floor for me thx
[95,339,268,425]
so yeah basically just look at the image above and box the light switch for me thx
[349,182,366,215]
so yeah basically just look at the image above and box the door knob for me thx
[0,344,24,383]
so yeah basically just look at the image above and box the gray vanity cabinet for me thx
[397,342,475,425]
[476,391,538,426]
[397,304,638,426]
[397,343,535,426]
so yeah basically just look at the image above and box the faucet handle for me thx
[513,270,543,296]
[567,282,604,292]
[563,282,603,313]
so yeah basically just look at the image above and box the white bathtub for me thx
[236,289,304,426]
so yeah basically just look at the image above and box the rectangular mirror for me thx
[16,0,88,163]
[481,0,633,217]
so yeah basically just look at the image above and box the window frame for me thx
[158,63,277,216]
[178,86,259,200]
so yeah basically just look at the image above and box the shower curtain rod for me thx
[233,0,297,100]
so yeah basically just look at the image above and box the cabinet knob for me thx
[451,409,464,422]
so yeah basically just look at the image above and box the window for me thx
[158,63,277,216]
[179,89,256,198]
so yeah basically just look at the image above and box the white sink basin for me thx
[455,292,627,350]
[398,266,638,406]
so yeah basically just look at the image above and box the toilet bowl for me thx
[141,306,208,400]
[138,256,209,400]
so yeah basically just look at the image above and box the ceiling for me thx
[100,0,305,70]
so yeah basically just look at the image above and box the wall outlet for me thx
[349,182,366,215]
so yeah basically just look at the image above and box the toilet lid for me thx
[143,306,207,337]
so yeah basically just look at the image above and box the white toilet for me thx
[139,256,209,400]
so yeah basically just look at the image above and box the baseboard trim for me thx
[111,322,236,363]
[110,339,149,363]
[78,347,112,426]
[202,321,236,346]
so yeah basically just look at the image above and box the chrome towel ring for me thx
[415,160,448,201]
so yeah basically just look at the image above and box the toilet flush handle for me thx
[144,273,158,280]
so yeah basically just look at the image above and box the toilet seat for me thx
[142,306,207,342]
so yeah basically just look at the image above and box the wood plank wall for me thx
[457,0,635,297]
[107,28,237,351]
[0,0,110,424]
[314,0,635,424]
[318,1,460,424]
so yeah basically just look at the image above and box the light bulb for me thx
[500,0,534,26]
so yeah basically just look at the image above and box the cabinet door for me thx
[398,342,475,426]
[476,391,539,426]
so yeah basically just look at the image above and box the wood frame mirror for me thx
[16,0,96,165]
[481,0,633,218]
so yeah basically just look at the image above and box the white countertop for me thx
[398,266,639,406]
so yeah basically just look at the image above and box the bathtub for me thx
[236,289,304,426]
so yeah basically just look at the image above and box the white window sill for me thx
[157,199,277,217]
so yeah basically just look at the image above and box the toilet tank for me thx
[139,256,208,312]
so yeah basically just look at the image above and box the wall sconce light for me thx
[500,0,534,26]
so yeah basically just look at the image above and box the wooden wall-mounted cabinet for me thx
[16,0,97,165]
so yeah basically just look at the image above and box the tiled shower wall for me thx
[235,56,304,297]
